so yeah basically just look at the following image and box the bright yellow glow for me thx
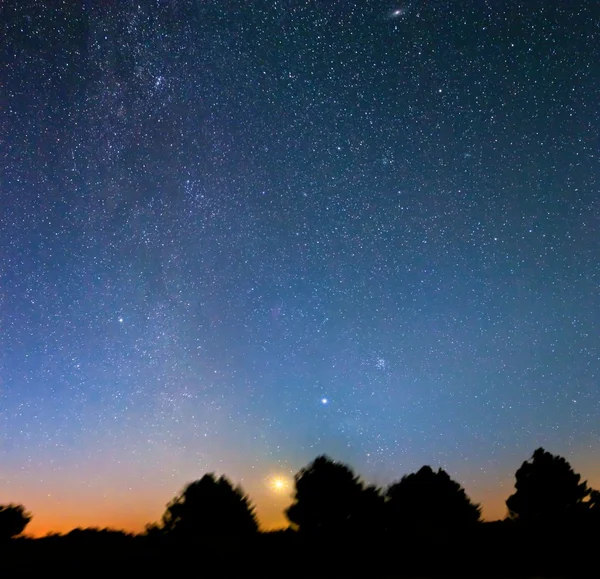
[269,476,290,493]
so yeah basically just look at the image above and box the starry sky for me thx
[2,0,599,536]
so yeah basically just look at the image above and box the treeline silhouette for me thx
[2,448,598,576]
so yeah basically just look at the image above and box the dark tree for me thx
[386,466,481,534]
[506,448,591,525]
[589,489,600,521]
[156,473,258,538]
[0,504,32,540]
[354,484,386,532]
[286,455,375,534]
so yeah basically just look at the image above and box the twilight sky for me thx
[2,0,599,536]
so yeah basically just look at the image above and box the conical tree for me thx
[286,455,372,534]
[506,448,591,525]
[158,473,258,537]
[386,466,481,534]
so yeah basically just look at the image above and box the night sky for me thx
[2,0,599,535]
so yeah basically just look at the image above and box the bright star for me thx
[269,476,289,493]
[321,398,328,405]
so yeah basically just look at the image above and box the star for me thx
[269,476,289,493]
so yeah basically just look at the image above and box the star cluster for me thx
[1,0,599,534]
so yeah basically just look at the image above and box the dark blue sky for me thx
[2,0,599,534]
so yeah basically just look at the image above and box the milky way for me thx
[2,0,599,534]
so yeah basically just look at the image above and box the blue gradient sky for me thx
[2,0,598,535]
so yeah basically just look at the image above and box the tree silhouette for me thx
[506,447,591,525]
[386,466,481,534]
[354,484,386,532]
[286,455,375,534]
[156,473,258,538]
[589,489,600,522]
[0,504,32,540]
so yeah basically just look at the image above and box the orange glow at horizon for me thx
[8,450,600,538]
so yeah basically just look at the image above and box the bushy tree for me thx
[589,489,600,521]
[354,484,386,532]
[156,473,258,538]
[0,504,32,539]
[506,448,591,525]
[386,466,481,534]
[286,455,379,534]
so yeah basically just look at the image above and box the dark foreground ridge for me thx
[2,448,598,576]
[3,525,599,576]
